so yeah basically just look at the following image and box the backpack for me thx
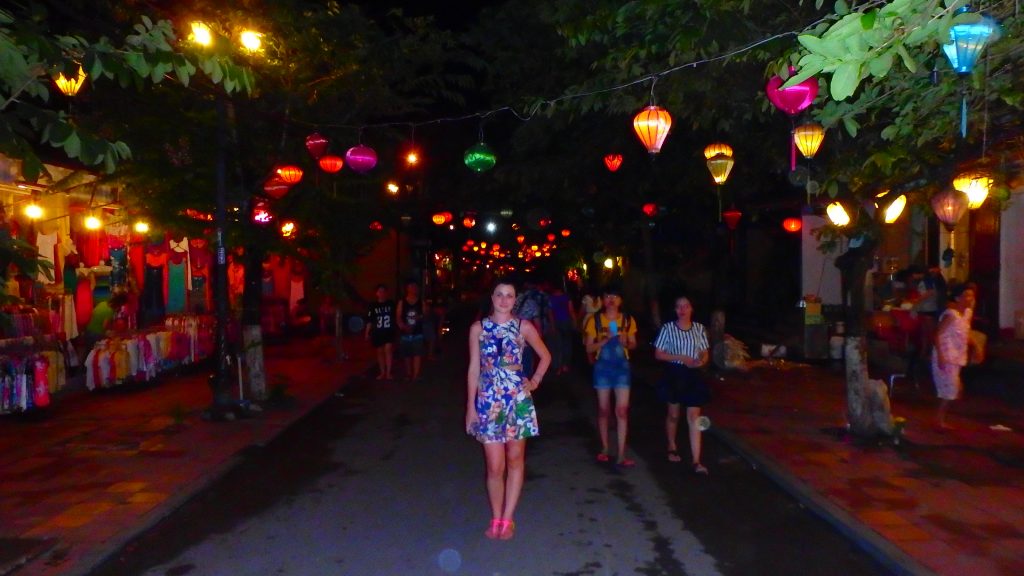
[586,312,632,364]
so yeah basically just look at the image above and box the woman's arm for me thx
[934,314,953,365]
[521,321,551,392]
[396,301,408,331]
[466,322,482,429]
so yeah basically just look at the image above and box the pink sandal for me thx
[485,518,503,539]
[498,519,516,540]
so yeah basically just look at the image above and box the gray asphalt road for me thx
[91,327,884,576]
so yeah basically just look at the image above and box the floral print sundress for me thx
[472,317,539,443]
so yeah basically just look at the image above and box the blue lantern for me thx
[941,7,999,137]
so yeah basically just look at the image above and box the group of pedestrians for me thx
[364,280,443,381]
[465,278,713,540]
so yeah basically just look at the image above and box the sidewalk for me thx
[708,349,1024,576]
[0,334,371,576]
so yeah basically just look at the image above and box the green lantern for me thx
[464,142,497,172]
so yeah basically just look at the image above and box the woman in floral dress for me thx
[466,280,551,540]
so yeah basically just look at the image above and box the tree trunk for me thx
[844,336,894,437]
[241,246,267,400]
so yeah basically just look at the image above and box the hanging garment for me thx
[109,246,128,288]
[76,229,107,267]
[141,264,165,327]
[167,260,187,314]
[35,232,58,283]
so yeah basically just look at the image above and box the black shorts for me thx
[656,364,710,407]
[371,329,395,348]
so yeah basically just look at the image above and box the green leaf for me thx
[842,116,858,137]
[830,61,862,101]
[797,34,847,60]
[62,132,81,158]
[827,180,839,199]
[48,121,73,145]
[867,52,893,78]
[834,0,849,16]
[860,10,876,30]
[896,45,917,73]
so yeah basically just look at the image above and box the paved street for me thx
[90,325,880,576]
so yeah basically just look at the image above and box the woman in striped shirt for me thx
[653,296,710,474]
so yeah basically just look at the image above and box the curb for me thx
[34,354,374,576]
[709,427,935,576]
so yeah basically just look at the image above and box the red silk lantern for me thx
[722,208,742,231]
[276,165,303,184]
[305,133,329,159]
[263,176,290,199]
[515,235,525,244]
[546,233,556,242]
[633,105,672,154]
[604,154,623,172]
[782,217,803,233]
[561,229,570,237]
[642,203,658,217]
[538,218,551,228]
[319,155,344,173]
[369,221,383,231]
[463,216,476,228]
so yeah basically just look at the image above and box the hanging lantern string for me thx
[295,13,834,134]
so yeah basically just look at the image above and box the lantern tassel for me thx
[960,94,967,139]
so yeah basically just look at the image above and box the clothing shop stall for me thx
[0,157,215,413]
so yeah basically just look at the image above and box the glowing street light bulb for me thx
[190,22,213,46]
[603,258,614,269]
[24,203,43,220]
[84,215,102,230]
[134,221,150,234]
[239,30,262,52]
[386,181,400,195]
[405,151,419,166]
[485,221,497,233]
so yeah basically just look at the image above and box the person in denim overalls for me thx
[583,285,637,467]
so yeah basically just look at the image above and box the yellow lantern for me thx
[826,202,851,227]
[703,142,733,160]
[793,123,825,159]
[55,66,87,97]
[706,154,735,185]
[882,194,907,224]
[632,106,672,155]
[952,172,992,209]
[189,22,213,47]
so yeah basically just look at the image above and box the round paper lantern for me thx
[931,188,969,232]
[263,176,291,199]
[722,208,742,231]
[464,142,497,173]
[305,133,329,159]
[345,145,378,173]
[276,165,303,184]
[369,221,383,231]
[782,217,802,233]
[546,233,556,242]
[953,171,992,209]
[463,216,476,228]
[703,143,733,159]
[318,155,344,173]
[642,203,658,217]
[632,105,672,154]
[560,229,570,237]
[765,68,818,116]
[793,123,825,159]
[604,154,623,172]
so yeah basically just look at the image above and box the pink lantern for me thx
[766,67,819,170]
[305,133,329,159]
[345,145,378,173]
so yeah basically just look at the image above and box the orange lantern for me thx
[561,229,571,237]
[432,213,447,225]
[55,66,87,96]
[632,105,672,154]
[318,155,344,173]
[793,123,825,159]
[515,235,525,244]
[703,142,733,159]
[280,221,297,238]
[463,216,476,228]
[603,154,623,172]
[276,165,303,184]
[782,217,802,233]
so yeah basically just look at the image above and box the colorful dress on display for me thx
[167,237,189,314]
[141,243,167,326]
[188,238,211,313]
[471,317,539,444]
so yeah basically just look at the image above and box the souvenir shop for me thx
[0,158,215,415]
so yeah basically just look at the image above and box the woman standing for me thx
[467,280,551,540]
[583,284,637,467]
[653,296,710,474]
[932,284,976,430]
